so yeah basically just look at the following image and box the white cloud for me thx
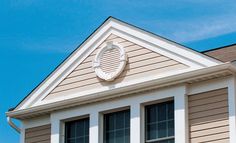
[149,13,236,43]
[172,16,236,42]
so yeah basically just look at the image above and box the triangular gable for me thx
[44,34,188,101]
[15,17,222,110]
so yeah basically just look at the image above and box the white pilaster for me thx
[130,102,141,143]
[20,123,25,143]
[50,117,60,143]
[90,112,99,143]
[174,85,188,143]
[228,76,236,143]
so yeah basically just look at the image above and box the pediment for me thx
[15,17,221,110]
[44,34,189,101]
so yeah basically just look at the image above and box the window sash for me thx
[104,109,130,143]
[65,118,89,143]
[145,101,174,143]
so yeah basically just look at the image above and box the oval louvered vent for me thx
[93,42,127,81]
[100,48,120,73]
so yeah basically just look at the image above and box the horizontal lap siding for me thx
[25,124,51,143]
[189,88,229,143]
[204,44,236,62]
[44,34,188,100]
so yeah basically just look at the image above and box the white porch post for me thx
[228,76,236,143]
[174,85,188,143]
[130,102,141,143]
[90,112,99,143]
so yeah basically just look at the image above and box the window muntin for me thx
[65,118,89,143]
[145,101,174,143]
[104,109,130,143]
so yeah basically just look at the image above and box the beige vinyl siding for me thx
[44,34,188,100]
[189,88,229,143]
[25,124,51,143]
[204,44,236,62]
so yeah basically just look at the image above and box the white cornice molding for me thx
[7,63,236,119]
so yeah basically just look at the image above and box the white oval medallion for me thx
[93,42,127,81]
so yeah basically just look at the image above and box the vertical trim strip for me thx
[20,124,25,143]
[174,85,188,143]
[130,103,141,143]
[51,117,60,143]
[90,112,99,143]
[228,76,236,143]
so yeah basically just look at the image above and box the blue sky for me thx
[1,0,236,142]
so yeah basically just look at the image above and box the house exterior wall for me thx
[189,88,230,143]
[8,17,236,143]
[25,124,51,143]
[21,76,236,143]
[44,34,188,100]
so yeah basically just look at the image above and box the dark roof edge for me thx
[202,43,236,53]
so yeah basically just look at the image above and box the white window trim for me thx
[174,85,188,143]
[50,85,187,143]
[131,102,141,143]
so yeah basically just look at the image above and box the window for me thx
[65,118,89,143]
[145,101,174,143]
[104,109,130,143]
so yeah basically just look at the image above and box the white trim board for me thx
[7,63,235,119]
[13,17,222,112]
[22,115,50,129]
[228,76,236,143]
[50,85,186,143]
[188,76,229,95]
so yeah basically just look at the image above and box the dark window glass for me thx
[145,101,174,143]
[65,118,89,143]
[104,109,130,143]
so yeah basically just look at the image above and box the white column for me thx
[50,118,60,143]
[174,85,188,143]
[228,76,236,143]
[130,102,141,143]
[90,112,99,143]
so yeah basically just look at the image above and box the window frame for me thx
[102,108,131,143]
[144,99,175,143]
[49,85,188,143]
[64,116,90,143]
